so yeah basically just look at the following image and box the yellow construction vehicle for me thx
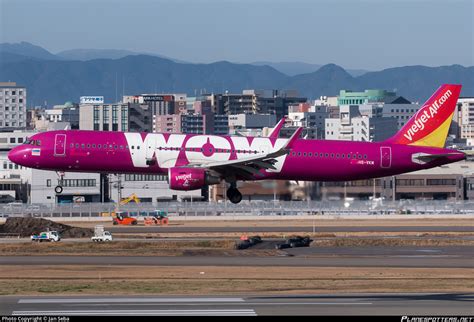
[120,193,141,205]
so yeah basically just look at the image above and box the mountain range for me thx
[0,42,473,106]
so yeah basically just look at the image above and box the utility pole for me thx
[373,178,376,199]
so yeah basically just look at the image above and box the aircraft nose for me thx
[8,146,28,166]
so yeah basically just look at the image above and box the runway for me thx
[1,246,472,268]
[109,225,474,233]
[2,294,473,315]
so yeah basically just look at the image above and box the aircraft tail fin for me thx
[384,84,462,148]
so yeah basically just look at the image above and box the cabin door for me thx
[380,146,391,168]
[54,134,66,156]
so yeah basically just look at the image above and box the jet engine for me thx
[168,167,220,191]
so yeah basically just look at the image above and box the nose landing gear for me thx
[55,171,65,194]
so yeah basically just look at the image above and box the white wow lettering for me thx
[123,133,289,172]
[403,89,452,141]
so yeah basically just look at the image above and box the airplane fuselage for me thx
[8,130,465,182]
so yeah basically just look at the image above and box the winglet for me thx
[282,127,303,150]
[268,117,286,139]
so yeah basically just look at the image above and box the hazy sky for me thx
[1,0,473,70]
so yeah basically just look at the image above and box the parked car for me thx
[275,236,313,249]
[235,235,262,250]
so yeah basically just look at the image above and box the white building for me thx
[79,103,129,131]
[28,170,101,204]
[0,82,27,129]
[110,174,202,203]
[325,105,398,142]
[456,98,474,146]
[228,114,276,134]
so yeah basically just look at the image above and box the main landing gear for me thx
[226,183,242,204]
[55,171,64,194]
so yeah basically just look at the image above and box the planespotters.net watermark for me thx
[402,317,474,322]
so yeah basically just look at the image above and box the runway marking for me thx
[13,309,257,316]
[18,297,245,304]
[62,302,374,307]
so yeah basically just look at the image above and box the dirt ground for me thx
[0,265,472,295]
[0,218,93,238]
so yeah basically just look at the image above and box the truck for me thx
[91,225,113,242]
[31,231,61,242]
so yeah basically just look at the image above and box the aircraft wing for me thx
[188,127,302,179]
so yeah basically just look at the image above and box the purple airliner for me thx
[9,84,466,203]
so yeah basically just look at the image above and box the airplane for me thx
[8,84,466,204]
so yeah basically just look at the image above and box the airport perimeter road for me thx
[109,225,474,233]
[1,294,473,315]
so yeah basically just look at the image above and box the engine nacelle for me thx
[168,167,220,191]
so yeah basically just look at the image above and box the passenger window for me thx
[92,144,96,148]
[331,153,334,158]
[364,154,368,159]
[76,144,79,148]
[70,143,74,148]
[98,144,101,148]
[87,144,91,148]
[81,144,85,148]
[325,153,329,158]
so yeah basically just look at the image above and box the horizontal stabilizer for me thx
[412,152,466,164]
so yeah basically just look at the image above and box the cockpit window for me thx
[24,138,41,146]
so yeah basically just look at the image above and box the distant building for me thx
[128,103,153,133]
[454,97,474,146]
[228,114,276,135]
[45,102,80,129]
[79,103,129,131]
[325,105,398,141]
[155,114,182,133]
[0,82,27,129]
[338,89,396,105]
[288,105,330,139]
[317,161,473,201]
[219,90,306,119]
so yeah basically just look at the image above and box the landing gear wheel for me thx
[54,186,63,194]
[226,187,242,204]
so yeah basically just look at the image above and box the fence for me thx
[1,199,474,218]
